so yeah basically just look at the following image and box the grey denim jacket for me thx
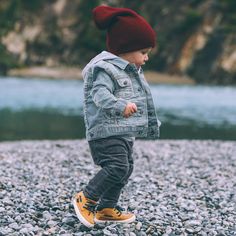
[82,51,161,141]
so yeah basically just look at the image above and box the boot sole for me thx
[72,197,94,228]
[94,214,136,224]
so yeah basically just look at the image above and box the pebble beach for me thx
[0,140,235,236]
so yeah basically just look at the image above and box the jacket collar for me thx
[83,51,128,70]
[101,51,129,70]
[104,52,141,73]
[83,51,141,77]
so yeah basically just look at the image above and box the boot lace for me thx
[83,200,97,214]
[114,205,125,216]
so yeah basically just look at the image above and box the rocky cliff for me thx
[0,0,236,84]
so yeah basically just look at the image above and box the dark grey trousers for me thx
[83,137,134,209]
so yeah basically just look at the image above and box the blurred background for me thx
[0,0,236,141]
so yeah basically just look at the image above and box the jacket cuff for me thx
[113,99,128,116]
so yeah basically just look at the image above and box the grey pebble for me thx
[9,222,20,230]
[185,219,202,227]
[73,233,84,236]
[62,216,77,226]
[47,220,58,227]
[19,228,30,234]
[129,232,136,236]
[103,229,113,236]
[185,226,202,234]
[0,207,5,213]
[135,222,142,230]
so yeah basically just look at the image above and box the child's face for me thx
[119,48,152,67]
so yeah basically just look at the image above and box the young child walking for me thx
[73,5,161,228]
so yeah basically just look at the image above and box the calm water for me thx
[0,77,236,141]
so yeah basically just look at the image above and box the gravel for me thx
[0,139,235,236]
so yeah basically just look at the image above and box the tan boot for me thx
[94,206,135,224]
[72,191,97,228]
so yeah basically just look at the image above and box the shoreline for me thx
[7,66,195,85]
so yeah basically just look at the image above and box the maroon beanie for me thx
[92,5,156,55]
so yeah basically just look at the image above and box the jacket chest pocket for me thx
[114,78,133,98]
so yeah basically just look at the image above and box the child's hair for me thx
[92,5,156,55]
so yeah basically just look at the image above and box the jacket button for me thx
[138,87,141,92]
[115,111,120,116]
[123,81,128,85]
[90,133,94,137]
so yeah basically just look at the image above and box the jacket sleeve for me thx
[91,70,128,115]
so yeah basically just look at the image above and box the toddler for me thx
[73,5,161,228]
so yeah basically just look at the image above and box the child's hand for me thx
[123,102,137,118]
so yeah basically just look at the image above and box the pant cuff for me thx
[97,201,117,210]
[83,188,99,202]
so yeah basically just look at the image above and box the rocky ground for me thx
[0,140,235,236]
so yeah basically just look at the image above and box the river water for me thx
[0,77,236,141]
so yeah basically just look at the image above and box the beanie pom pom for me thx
[92,5,137,30]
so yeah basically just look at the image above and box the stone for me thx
[103,229,113,236]
[9,222,20,230]
[129,232,136,236]
[135,222,142,230]
[0,207,5,213]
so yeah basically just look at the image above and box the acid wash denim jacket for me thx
[82,51,161,141]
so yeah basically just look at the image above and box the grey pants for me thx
[83,137,134,209]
